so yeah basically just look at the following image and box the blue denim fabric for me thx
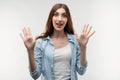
[30,33,87,80]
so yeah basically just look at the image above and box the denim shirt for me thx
[30,33,87,80]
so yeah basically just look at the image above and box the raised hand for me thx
[20,27,36,51]
[75,24,95,47]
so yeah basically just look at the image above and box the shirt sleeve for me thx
[30,39,43,79]
[76,42,87,75]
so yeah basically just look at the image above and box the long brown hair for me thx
[38,3,75,39]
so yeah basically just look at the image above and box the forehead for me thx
[55,8,66,13]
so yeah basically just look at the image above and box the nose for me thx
[58,15,62,21]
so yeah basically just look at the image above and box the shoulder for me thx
[67,33,79,45]
[35,37,49,48]
[34,38,43,48]
[67,33,77,41]
[36,38,43,44]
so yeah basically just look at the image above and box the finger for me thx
[27,27,31,35]
[22,27,27,36]
[85,24,89,33]
[20,32,25,41]
[26,27,29,35]
[74,32,79,37]
[88,31,95,38]
[82,24,86,33]
[25,27,29,35]
[87,26,92,35]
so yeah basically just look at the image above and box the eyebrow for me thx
[54,11,66,14]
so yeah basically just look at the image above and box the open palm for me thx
[76,24,95,47]
[20,27,36,50]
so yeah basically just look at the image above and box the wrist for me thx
[79,44,86,50]
[27,49,34,54]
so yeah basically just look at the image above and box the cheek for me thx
[52,17,54,22]
[64,19,68,24]
[52,17,55,24]
[64,18,67,22]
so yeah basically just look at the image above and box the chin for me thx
[54,27,63,31]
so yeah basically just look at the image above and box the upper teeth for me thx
[57,23,62,25]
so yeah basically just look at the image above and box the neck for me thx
[51,30,66,38]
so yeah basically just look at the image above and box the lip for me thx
[56,22,63,26]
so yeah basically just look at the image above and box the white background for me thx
[0,0,120,80]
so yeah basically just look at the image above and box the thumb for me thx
[75,32,79,38]
[35,34,40,40]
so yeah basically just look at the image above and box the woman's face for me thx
[52,8,67,32]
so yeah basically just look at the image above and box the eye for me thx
[53,12,58,17]
[62,13,67,18]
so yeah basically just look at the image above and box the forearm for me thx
[79,45,87,66]
[27,50,37,72]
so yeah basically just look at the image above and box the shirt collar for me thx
[42,33,75,44]
[66,33,75,44]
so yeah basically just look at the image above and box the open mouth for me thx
[56,22,64,27]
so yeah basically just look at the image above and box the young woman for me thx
[20,3,95,80]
